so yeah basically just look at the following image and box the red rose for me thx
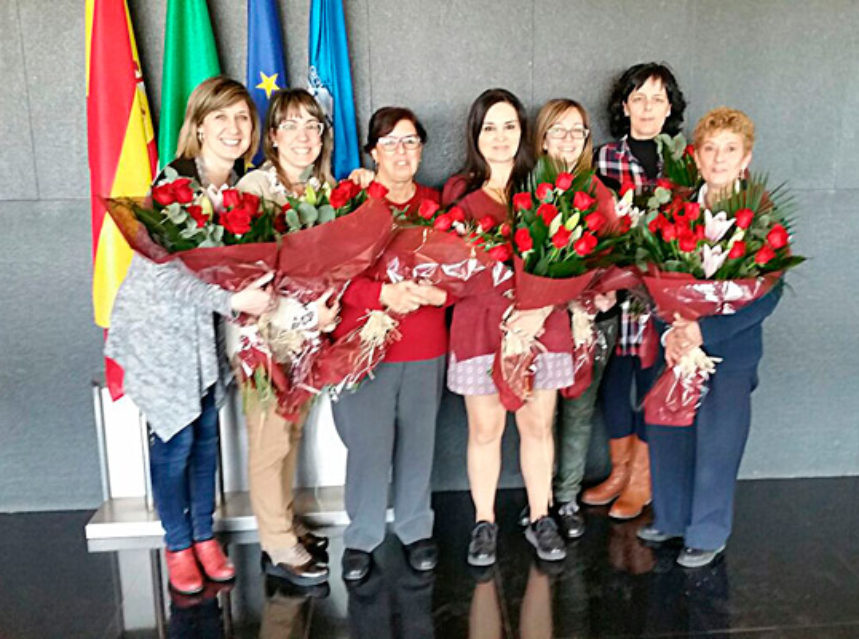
[186,205,207,227]
[171,179,194,204]
[656,178,674,190]
[417,199,440,220]
[448,206,466,223]
[648,215,664,234]
[584,212,606,233]
[551,227,572,249]
[695,224,705,240]
[683,202,701,221]
[467,232,486,248]
[755,243,776,265]
[221,207,252,235]
[619,181,636,196]
[734,208,754,229]
[222,189,242,209]
[674,215,691,231]
[488,243,512,262]
[684,144,695,156]
[345,179,362,200]
[151,183,176,206]
[662,223,677,242]
[573,191,596,211]
[514,227,533,252]
[478,215,496,232]
[512,192,533,212]
[367,181,389,199]
[619,216,632,232]
[242,192,261,215]
[728,240,746,259]
[678,232,698,253]
[536,182,554,201]
[274,213,288,233]
[538,203,559,226]
[573,232,598,256]
[433,214,453,231]
[555,172,574,191]
[767,224,789,249]
[281,202,292,212]
[500,222,511,238]
[329,182,353,209]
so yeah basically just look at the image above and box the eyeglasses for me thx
[277,120,324,137]
[377,135,422,152]
[546,125,590,141]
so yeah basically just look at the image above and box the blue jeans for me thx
[149,387,220,551]
[600,353,658,442]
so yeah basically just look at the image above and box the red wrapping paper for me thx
[641,268,782,426]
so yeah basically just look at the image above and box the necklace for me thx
[195,156,237,189]
[482,182,507,204]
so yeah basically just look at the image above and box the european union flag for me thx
[308,0,360,180]
[247,0,288,166]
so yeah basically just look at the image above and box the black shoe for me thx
[342,548,372,582]
[518,505,531,527]
[636,524,680,544]
[264,575,330,599]
[261,552,329,587]
[467,521,498,567]
[299,532,330,567]
[676,545,725,568]
[525,516,567,562]
[403,538,438,572]
[554,501,585,539]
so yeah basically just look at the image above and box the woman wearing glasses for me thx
[584,63,687,520]
[521,98,618,538]
[444,88,569,566]
[331,107,448,582]
[233,88,340,587]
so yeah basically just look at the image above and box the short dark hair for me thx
[607,62,687,138]
[459,88,533,199]
[364,106,427,154]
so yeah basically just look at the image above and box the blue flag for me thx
[308,0,360,180]
[247,0,288,166]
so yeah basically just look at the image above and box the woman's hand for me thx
[348,168,376,189]
[672,314,703,349]
[414,282,447,307]
[230,273,274,317]
[505,306,553,341]
[315,290,341,333]
[593,291,617,313]
[379,281,427,315]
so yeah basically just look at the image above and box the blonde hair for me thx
[534,98,593,173]
[693,106,755,153]
[263,88,334,186]
[175,76,260,164]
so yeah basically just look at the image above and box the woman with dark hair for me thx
[234,88,340,587]
[106,76,271,594]
[330,106,448,582]
[583,63,687,520]
[444,88,569,566]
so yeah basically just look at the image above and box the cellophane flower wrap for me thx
[493,157,621,410]
[633,175,804,426]
[316,198,514,393]
[107,172,394,421]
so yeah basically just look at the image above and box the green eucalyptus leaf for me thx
[317,204,336,224]
[298,202,319,226]
[286,209,301,230]
[164,203,187,224]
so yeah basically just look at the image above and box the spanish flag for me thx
[86,0,158,397]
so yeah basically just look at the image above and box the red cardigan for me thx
[332,183,448,362]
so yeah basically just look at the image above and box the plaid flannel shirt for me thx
[594,136,663,195]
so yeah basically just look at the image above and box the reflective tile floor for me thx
[2,477,859,638]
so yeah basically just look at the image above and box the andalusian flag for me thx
[247,0,288,165]
[157,0,221,165]
[86,0,158,396]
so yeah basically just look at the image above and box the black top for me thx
[627,137,659,180]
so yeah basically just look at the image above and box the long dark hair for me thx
[607,63,687,138]
[458,88,533,199]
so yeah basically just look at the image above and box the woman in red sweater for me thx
[331,107,448,582]
[444,89,570,565]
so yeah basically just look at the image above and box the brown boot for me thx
[609,437,652,519]
[581,435,633,505]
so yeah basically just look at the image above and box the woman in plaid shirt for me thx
[582,63,687,519]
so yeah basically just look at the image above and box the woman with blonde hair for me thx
[233,88,339,587]
[106,76,271,594]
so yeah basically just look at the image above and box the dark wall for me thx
[1,0,857,511]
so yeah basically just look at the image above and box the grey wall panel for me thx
[0,201,104,511]
[18,0,88,200]
[0,0,38,200]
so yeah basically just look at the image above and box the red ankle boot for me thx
[194,539,236,582]
[165,548,204,594]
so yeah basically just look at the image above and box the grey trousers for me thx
[553,317,618,503]
[332,356,445,552]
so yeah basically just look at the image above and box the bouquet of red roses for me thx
[493,157,621,410]
[315,198,514,392]
[634,175,804,425]
[107,173,394,420]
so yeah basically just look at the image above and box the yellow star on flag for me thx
[256,71,280,99]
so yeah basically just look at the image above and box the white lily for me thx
[700,243,729,278]
[704,209,735,243]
